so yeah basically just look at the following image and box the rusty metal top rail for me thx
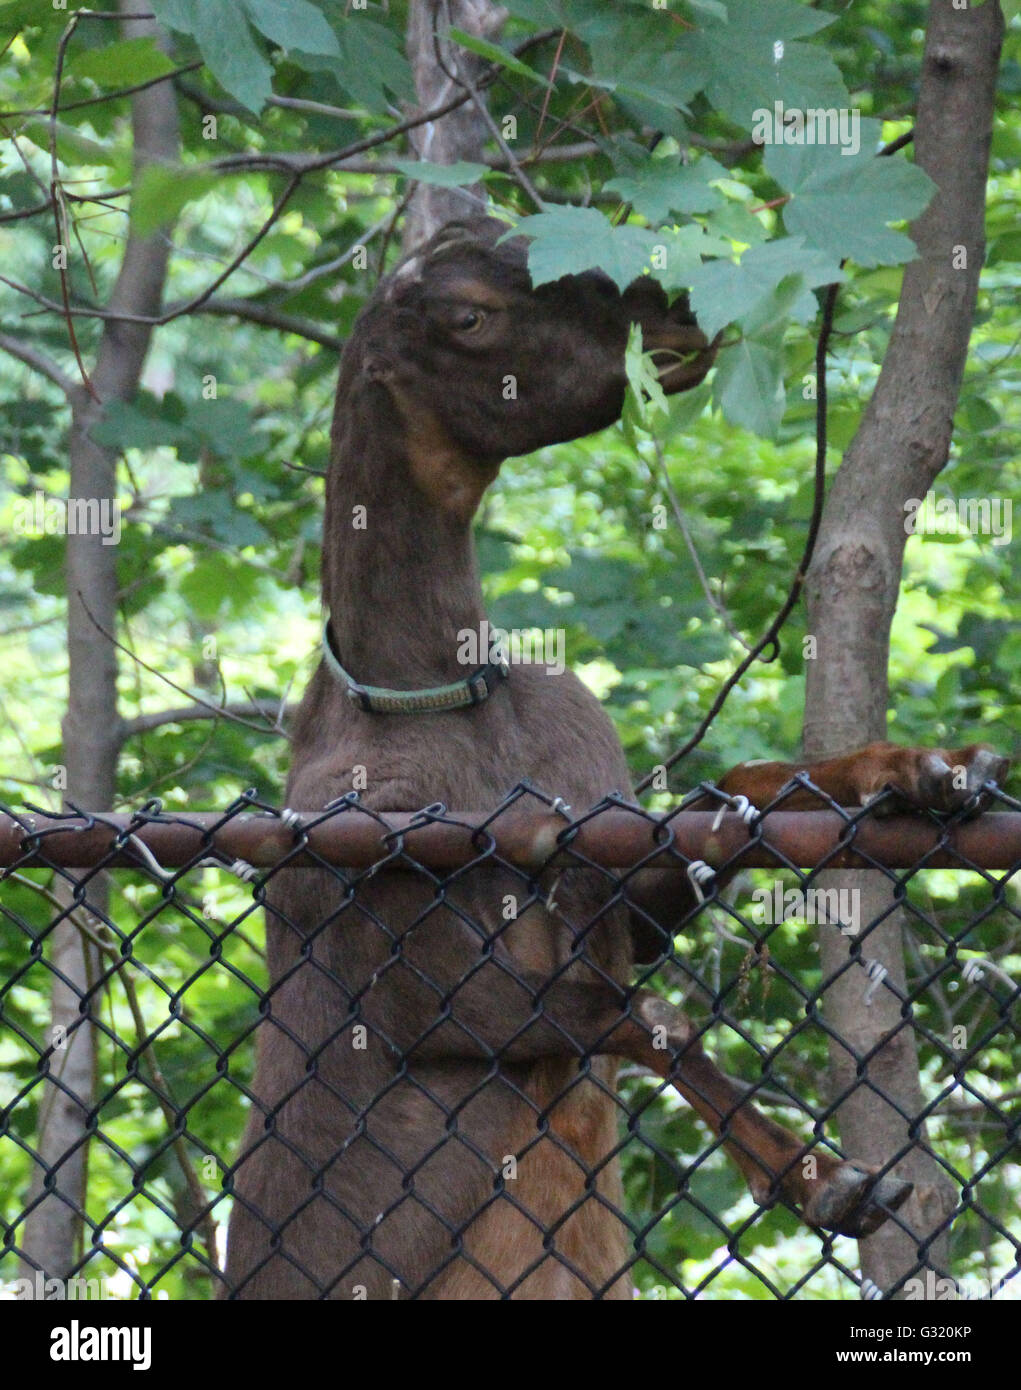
[1,805,1020,874]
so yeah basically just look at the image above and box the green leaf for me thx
[164,492,269,547]
[712,330,786,438]
[130,165,218,236]
[9,533,66,596]
[623,325,669,442]
[182,400,259,459]
[664,380,712,433]
[180,555,262,620]
[688,236,841,341]
[703,198,771,247]
[191,0,272,111]
[447,27,547,84]
[647,224,729,292]
[606,156,728,223]
[392,160,490,188]
[89,400,190,452]
[685,0,728,16]
[684,0,847,130]
[325,19,413,111]
[513,207,660,290]
[242,0,338,55]
[22,119,121,169]
[149,0,198,30]
[582,14,708,111]
[71,37,177,86]
[765,125,936,267]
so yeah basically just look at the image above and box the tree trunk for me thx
[19,0,180,1287]
[402,0,506,250]
[802,0,1004,1298]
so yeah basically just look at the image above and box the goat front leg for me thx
[404,969,911,1236]
[623,997,912,1236]
[717,741,1010,815]
[627,742,1010,957]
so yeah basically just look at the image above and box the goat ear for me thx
[426,223,480,262]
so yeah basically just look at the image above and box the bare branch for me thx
[0,29,560,332]
[649,437,752,651]
[0,333,74,396]
[50,10,98,397]
[0,60,202,121]
[430,12,545,212]
[122,699,297,739]
[0,185,132,230]
[188,298,344,349]
[210,26,559,181]
[269,93,365,121]
[76,588,297,741]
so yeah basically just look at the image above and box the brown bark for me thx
[19,0,180,1286]
[802,0,1004,1297]
[402,1,506,250]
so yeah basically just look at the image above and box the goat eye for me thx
[454,308,486,333]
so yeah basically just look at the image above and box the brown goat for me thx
[221,216,1008,1299]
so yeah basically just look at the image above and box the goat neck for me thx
[322,356,492,690]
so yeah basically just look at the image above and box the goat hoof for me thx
[953,748,1010,817]
[910,746,1009,817]
[803,1162,913,1237]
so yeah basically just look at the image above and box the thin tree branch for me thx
[0,31,555,331]
[269,93,365,121]
[633,280,840,795]
[0,186,132,229]
[75,589,297,742]
[0,333,74,396]
[0,178,303,329]
[122,699,297,739]
[0,60,203,121]
[431,10,545,211]
[534,28,567,147]
[49,10,98,398]
[188,298,344,348]
[649,436,752,651]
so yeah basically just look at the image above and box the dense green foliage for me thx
[0,1,1018,1298]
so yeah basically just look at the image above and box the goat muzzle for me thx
[645,323,720,394]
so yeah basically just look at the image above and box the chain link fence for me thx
[1,780,1019,1300]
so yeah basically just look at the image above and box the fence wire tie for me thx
[962,959,986,986]
[961,956,1014,990]
[67,809,176,883]
[226,859,258,883]
[541,800,573,911]
[709,792,759,834]
[685,793,758,904]
[687,859,716,903]
[279,808,305,830]
[861,1278,883,1301]
[862,958,888,1006]
[545,870,564,913]
[119,832,176,883]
